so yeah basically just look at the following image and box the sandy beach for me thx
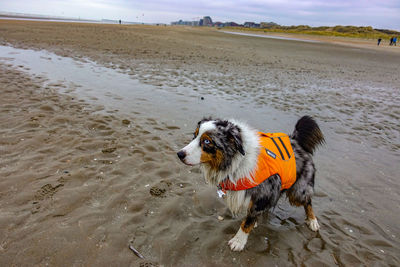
[0,20,399,266]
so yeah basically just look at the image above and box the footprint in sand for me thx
[34,183,64,201]
[31,182,64,214]
[149,180,172,197]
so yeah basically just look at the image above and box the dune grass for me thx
[225,25,399,40]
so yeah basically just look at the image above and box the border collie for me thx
[177,116,325,251]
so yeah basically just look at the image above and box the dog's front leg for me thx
[228,176,281,251]
[228,213,257,251]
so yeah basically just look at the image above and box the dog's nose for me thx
[177,150,186,160]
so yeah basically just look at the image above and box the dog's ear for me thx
[229,125,245,156]
[215,120,245,156]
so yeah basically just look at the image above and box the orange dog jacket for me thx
[219,132,296,191]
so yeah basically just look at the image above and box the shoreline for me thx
[0,15,142,25]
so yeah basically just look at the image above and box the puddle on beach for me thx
[0,45,399,265]
[0,45,289,128]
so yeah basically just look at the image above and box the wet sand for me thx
[221,29,400,52]
[0,20,399,266]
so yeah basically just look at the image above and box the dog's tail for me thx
[291,116,325,155]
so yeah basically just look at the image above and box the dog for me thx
[177,116,325,251]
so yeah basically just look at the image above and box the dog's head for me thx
[177,118,245,170]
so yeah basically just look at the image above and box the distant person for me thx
[389,37,393,46]
[393,37,397,46]
[377,38,382,46]
[119,19,121,25]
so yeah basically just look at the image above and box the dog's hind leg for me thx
[286,155,320,232]
[287,188,321,232]
[304,200,320,231]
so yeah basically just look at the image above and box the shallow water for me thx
[0,45,399,265]
[0,45,298,144]
[0,16,115,24]
[222,30,321,43]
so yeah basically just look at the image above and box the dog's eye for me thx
[203,139,211,145]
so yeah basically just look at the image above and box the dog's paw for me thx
[228,229,248,251]
[306,218,320,231]
[228,236,247,251]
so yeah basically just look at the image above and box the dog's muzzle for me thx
[177,150,186,162]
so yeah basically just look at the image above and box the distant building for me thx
[243,22,260,28]
[171,16,265,28]
[244,22,255,28]
[214,21,224,27]
[224,22,240,27]
[203,16,213,26]
[171,19,199,26]
[260,22,279,28]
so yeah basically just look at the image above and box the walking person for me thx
[377,38,382,46]
[390,37,393,46]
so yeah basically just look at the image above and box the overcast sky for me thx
[1,0,399,30]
